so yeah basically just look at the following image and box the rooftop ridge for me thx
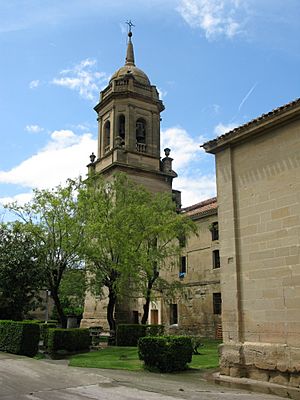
[203,97,300,150]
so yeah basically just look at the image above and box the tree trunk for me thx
[141,262,159,325]
[51,289,67,328]
[107,287,116,332]
[141,285,152,325]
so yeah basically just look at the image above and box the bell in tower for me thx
[89,24,177,193]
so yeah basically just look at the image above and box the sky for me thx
[0,0,299,217]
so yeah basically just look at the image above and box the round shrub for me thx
[138,335,193,372]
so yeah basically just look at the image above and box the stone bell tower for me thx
[88,27,177,193]
[82,27,179,330]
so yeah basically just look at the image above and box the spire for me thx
[125,20,135,66]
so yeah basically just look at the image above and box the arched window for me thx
[118,115,125,140]
[104,121,110,153]
[136,118,146,144]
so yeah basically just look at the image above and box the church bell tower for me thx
[88,26,177,193]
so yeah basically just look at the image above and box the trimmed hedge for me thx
[47,328,91,355]
[0,320,39,357]
[39,323,57,344]
[138,335,193,372]
[116,324,164,346]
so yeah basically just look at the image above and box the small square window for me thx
[213,250,220,269]
[213,293,222,315]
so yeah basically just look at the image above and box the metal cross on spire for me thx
[126,20,135,35]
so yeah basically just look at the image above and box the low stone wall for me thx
[220,342,300,388]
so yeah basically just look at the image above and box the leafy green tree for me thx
[130,192,196,324]
[52,269,86,318]
[7,180,85,328]
[79,174,196,330]
[0,222,44,320]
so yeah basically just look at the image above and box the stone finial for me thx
[164,148,171,157]
[89,152,96,164]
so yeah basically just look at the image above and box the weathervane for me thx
[126,20,135,36]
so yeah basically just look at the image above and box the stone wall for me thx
[216,116,300,384]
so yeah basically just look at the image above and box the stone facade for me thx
[157,198,222,337]
[81,31,221,338]
[203,99,300,387]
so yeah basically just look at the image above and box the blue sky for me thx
[0,0,299,214]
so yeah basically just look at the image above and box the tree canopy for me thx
[7,179,85,327]
[0,222,44,320]
[78,173,196,329]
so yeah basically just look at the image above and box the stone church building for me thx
[82,30,300,390]
[81,30,222,338]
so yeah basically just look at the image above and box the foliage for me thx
[0,320,40,357]
[146,324,164,337]
[116,324,147,346]
[69,338,221,370]
[138,335,193,372]
[0,222,45,320]
[116,324,165,346]
[78,173,196,330]
[51,269,86,318]
[6,179,85,328]
[47,328,91,355]
[191,335,204,355]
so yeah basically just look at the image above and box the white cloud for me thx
[25,124,44,133]
[161,126,206,170]
[176,174,216,206]
[157,87,167,100]
[52,58,109,101]
[161,126,215,206]
[0,192,33,206]
[177,0,246,39]
[29,79,40,89]
[0,130,96,194]
[0,125,214,208]
[214,122,238,136]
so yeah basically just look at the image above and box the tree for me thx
[7,180,85,328]
[79,173,196,329]
[0,222,44,320]
[78,174,142,331]
[131,192,196,324]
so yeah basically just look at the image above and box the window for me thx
[210,222,219,241]
[104,120,111,152]
[170,304,178,325]
[136,118,146,144]
[213,293,222,315]
[179,256,186,278]
[118,114,125,140]
[213,250,220,269]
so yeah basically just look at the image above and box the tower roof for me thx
[110,28,151,86]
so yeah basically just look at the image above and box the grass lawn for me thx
[69,338,221,371]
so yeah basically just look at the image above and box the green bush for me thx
[116,324,165,347]
[47,328,91,355]
[138,335,193,372]
[146,324,164,336]
[116,324,147,346]
[39,323,57,344]
[0,320,40,357]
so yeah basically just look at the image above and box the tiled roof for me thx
[181,197,217,218]
[203,98,300,150]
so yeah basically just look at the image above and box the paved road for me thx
[0,352,286,400]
